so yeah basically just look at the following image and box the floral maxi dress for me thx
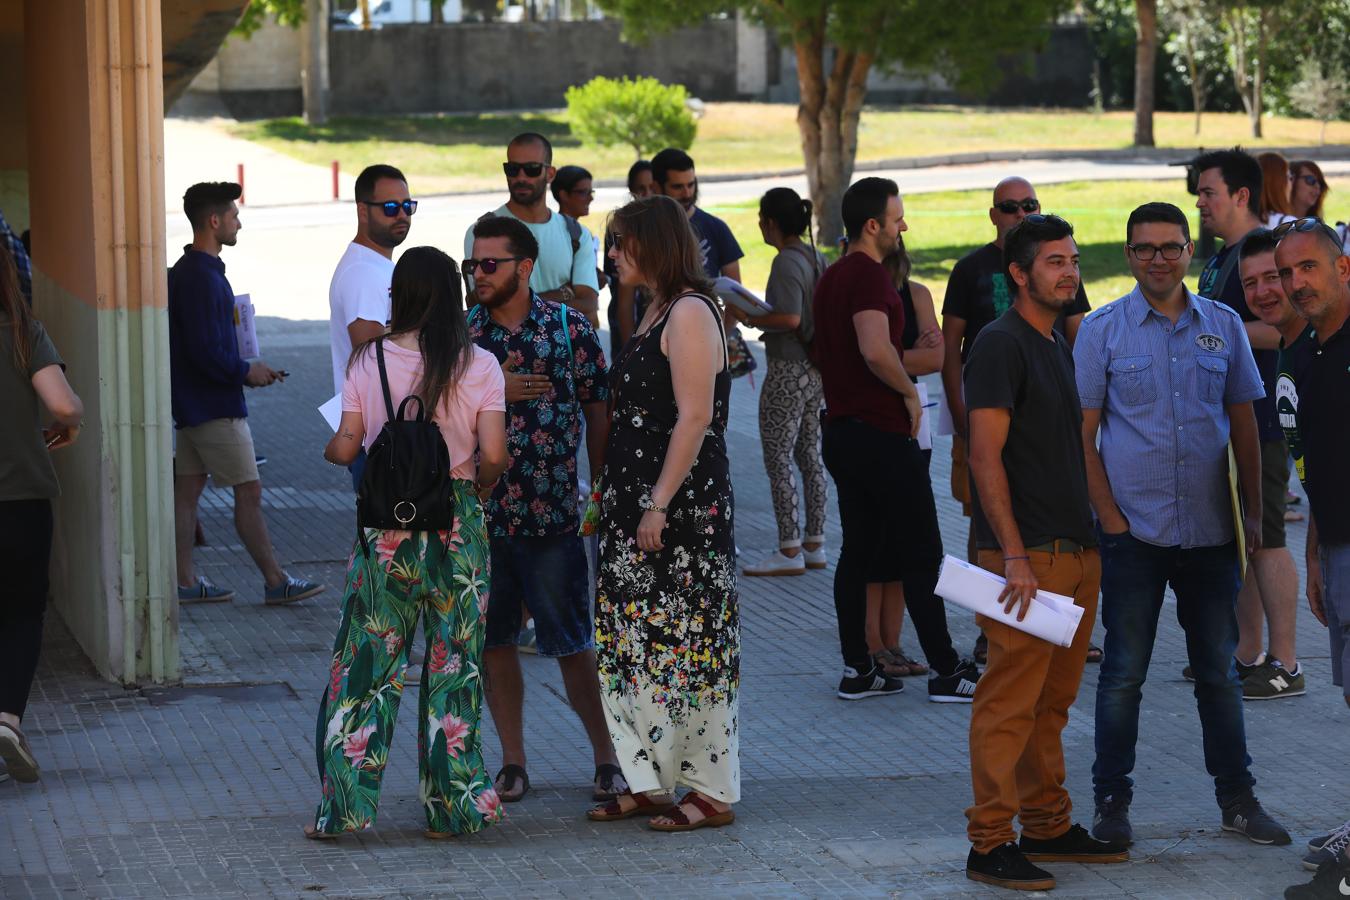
[595,293,741,803]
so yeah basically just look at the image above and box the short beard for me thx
[369,220,408,250]
[510,180,547,206]
[477,270,522,308]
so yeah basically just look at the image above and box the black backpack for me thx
[355,339,456,556]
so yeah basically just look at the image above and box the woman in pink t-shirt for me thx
[307,246,507,840]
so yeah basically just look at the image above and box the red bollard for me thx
[237,163,245,205]
[332,161,340,201]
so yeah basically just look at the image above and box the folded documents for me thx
[713,276,773,317]
[935,555,1085,648]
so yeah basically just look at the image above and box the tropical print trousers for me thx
[313,481,503,835]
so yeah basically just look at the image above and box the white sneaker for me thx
[803,546,828,570]
[742,550,806,577]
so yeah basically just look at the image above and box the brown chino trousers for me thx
[965,545,1101,853]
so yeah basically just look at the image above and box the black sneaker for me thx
[1183,653,1264,682]
[1222,793,1292,845]
[966,843,1055,891]
[1284,850,1350,899]
[928,658,980,703]
[1303,821,1350,871]
[1019,823,1129,863]
[836,664,904,700]
[1092,793,1134,845]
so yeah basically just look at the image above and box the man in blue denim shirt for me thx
[466,215,624,805]
[1074,202,1289,848]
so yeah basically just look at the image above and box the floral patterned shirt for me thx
[468,293,608,538]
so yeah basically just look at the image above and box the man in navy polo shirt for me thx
[169,182,323,607]
[1076,202,1287,847]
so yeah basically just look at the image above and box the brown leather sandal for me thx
[586,791,676,822]
[648,793,735,832]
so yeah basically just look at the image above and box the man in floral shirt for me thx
[466,215,624,804]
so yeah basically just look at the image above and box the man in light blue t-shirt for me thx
[463,132,600,328]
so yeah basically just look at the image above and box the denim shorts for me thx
[484,533,593,657]
[1322,542,1350,694]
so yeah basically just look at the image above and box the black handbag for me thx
[355,339,456,555]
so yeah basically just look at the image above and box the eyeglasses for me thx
[994,199,1041,214]
[1272,216,1342,244]
[1128,242,1188,261]
[503,162,546,178]
[362,199,417,217]
[462,257,525,276]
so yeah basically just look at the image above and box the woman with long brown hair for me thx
[1289,159,1330,219]
[0,245,83,784]
[588,195,740,832]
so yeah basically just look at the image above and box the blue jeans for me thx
[483,533,593,657]
[1092,530,1255,806]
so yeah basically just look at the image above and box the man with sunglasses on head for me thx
[463,215,623,808]
[1192,148,1303,702]
[462,133,600,329]
[1272,217,1350,899]
[941,177,1093,666]
[328,164,415,489]
[1075,201,1288,850]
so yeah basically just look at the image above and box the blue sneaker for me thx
[178,578,234,604]
[516,618,538,654]
[1303,821,1350,871]
[264,576,324,606]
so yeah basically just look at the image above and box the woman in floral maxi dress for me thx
[589,196,740,831]
[308,247,509,839]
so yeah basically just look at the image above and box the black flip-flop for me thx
[495,764,529,803]
[592,763,628,802]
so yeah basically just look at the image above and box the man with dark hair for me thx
[962,214,1123,891]
[813,177,978,704]
[1235,229,1307,700]
[1075,201,1287,849]
[464,215,623,806]
[1273,220,1350,896]
[463,133,599,328]
[328,163,414,489]
[650,147,743,283]
[941,178,1094,666]
[1194,148,1299,691]
[170,182,323,606]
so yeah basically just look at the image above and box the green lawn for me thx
[677,176,1350,307]
[230,104,1350,195]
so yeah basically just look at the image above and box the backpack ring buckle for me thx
[394,500,417,525]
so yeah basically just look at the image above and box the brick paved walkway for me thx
[4,318,1347,899]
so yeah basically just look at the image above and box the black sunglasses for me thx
[462,257,525,276]
[1272,216,1342,244]
[1128,242,1188,261]
[503,162,546,178]
[362,199,417,217]
[994,199,1041,214]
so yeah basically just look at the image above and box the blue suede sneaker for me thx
[1303,821,1350,871]
[177,577,234,604]
[264,576,324,606]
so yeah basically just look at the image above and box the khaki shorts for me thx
[176,418,259,487]
[1259,438,1289,550]
[951,433,972,516]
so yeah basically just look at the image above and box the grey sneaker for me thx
[264,576,324,606]
[0,721,40,783]
[177,578,234,604]
[1243,660,1306,700]
[1222,793,1292,845]
[1093,794,1134,844]
[1302,820,1350,871]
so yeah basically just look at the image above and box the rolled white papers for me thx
[935,555,1085,648]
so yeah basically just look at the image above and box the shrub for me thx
[565,76,697,159]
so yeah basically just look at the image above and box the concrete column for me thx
[25,0,177,684]
[734,10,768,98]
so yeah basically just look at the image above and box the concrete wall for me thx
[0,0,28,228]
[329,19,740,115]
[185,16,304,119]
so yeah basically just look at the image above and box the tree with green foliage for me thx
[1162,0,1224,134]
[1288,60,1348,145]
[593,1,1071,243]
[1133,0,1158,146]
[232,0,306,37]
[565,76,697,158]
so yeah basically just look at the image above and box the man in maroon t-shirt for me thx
[815,177,980,703]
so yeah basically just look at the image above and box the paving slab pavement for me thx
[4,315,1348,899]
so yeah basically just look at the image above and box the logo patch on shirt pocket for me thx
[1196,333,1226,352]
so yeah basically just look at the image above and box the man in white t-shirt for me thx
[462,133,600,329]
[329,164,415,488]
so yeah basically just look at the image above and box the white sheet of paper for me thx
[917,383,933,451]
[234,293,260,360]
[318,394,343,432]
[936,381,958,437]
[935,555,1084,648]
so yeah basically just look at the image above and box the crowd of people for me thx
[2,136,1349,897]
